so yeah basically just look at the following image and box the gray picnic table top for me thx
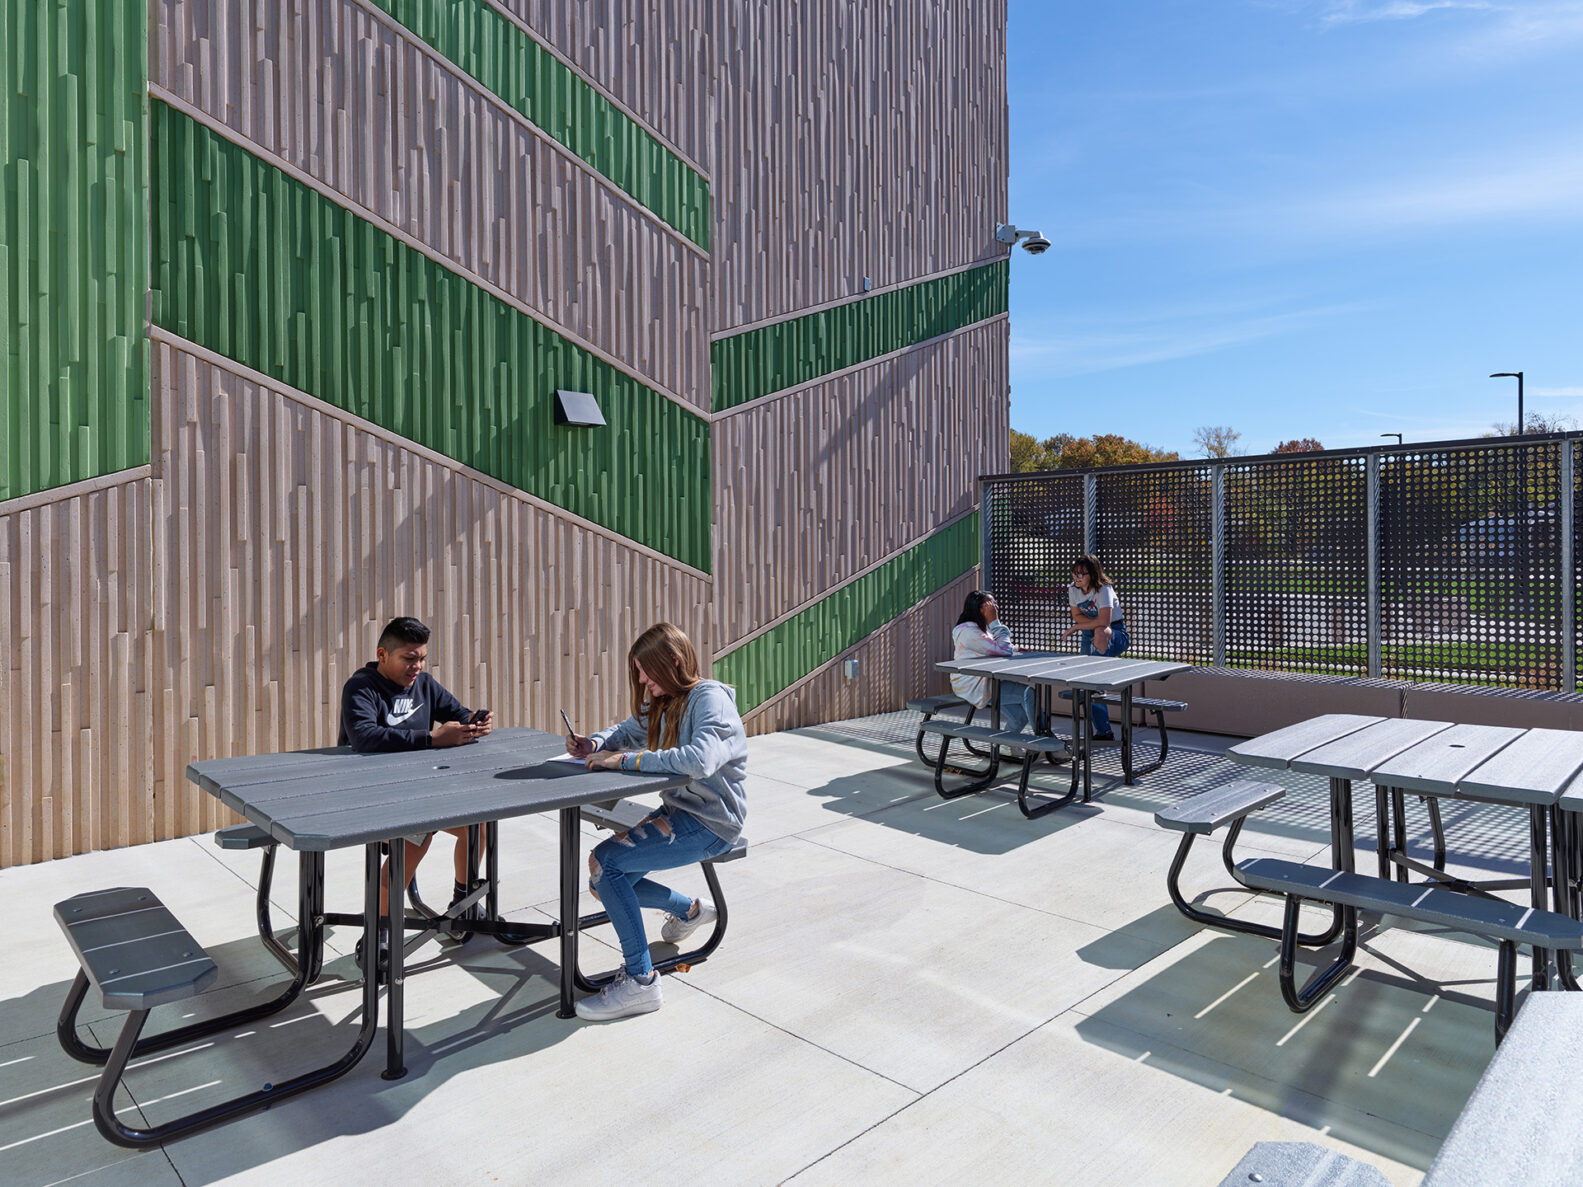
[936,654,1190,691]
[1230,715,1583,808]
[186,728,690,851]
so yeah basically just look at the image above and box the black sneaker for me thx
[1091,732,1118,744]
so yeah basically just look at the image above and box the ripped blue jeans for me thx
[588,808,733,977]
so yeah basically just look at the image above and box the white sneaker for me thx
[661,898,717,944]
[574,969,663,1021]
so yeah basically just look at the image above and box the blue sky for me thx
[1005,0,1583,457]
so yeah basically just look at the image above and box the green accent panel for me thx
[150,102,711,571]
[1,0,148,502]
[366,0,709,249]
[711,262,1009,412]
[715,515,980,714]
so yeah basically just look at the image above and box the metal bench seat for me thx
[55,885,351,1147]
[576,798,748,988]
[915,721,1076,818]
[907,692,986,765]
[1058,689,1186,764]
[1152,781,1347,946]
[1235,856,1583,1042]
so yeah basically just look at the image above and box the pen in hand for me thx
[561,709,594,759]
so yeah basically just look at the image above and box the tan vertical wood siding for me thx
[741,572,979,735]
[713,320,1009,652]
[497,0,713,174]
[710,0,1009,332]
[152,0,710,410]
[0,474,156,867]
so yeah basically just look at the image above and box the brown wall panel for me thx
[713,320,1009,652]
[145,335,713,841]
[497,0,712,173]
[0,473,156,867]
[741,571,979,735]
[153,0,710,409]
[711,0,1009,332]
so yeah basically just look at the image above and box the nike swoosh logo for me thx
[387,705,422,725]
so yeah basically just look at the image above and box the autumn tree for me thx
[1272,438,1324,453]
[1010,430,1177,473]
[1193,425,1242,458]
[1486,411,1575,436]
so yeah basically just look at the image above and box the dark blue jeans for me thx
[1079,620,1131,734]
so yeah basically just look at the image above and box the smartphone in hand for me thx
[469,708,491,725]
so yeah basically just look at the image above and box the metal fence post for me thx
[1366,451,1382,678]
[1562,442,1576,692]
[979,478,992,591]
[1083,473,1097,555]
[1212,464,1226,667]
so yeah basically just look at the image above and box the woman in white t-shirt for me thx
[1062,554,1129,741]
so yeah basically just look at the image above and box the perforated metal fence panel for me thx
[1225,455,1368,674]
[1379,442,1560,688]
[984,435,1578,690]
[983,473,1085,650]
[1096,466,1215,662]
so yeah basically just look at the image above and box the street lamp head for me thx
[1490,372,1522,380]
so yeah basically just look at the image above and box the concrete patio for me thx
[0,713,1528,1186]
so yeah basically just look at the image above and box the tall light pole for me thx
[1491,372,1524,434]
[1380,433,1402,446]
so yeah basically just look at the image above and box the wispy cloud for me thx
[1318,0,1495,25]
[1010,299,1364,379]
[1535,386,1583,397]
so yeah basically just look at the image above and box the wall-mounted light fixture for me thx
[554,389,606,428]
[996,223,1050,256]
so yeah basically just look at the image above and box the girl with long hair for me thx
[951,590,1035,733]
[1063,554,1129,741]
[565,623,748,1020]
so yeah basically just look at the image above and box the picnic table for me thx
[1228,714,1583,991]
[933,653,1192,801]
[35,725,702,1148]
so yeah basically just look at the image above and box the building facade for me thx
[0,0,1010,866]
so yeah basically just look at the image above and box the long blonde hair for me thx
[628,623,703,751]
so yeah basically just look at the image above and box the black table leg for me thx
[1120,686,1135,784]
[486,821,501,922]
[1078,691,1092,802]
[1373,786,1391,880]
[382,839,407,1080]
[1529,805,1551,992]
[558,806,580,1019]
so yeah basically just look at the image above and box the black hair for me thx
[377,616,431,652]
[956,590,996,630]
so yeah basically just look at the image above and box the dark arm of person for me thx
[343,685,432,752]
[428,679,471,725]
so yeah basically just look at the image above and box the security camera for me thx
[995,223,1050,257]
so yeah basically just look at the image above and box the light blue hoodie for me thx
[590,680,748,844]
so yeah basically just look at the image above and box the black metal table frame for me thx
[59,802,604,1147]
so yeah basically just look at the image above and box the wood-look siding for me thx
[0,334,712,868]
[498,0,712,174]
[742,572,978,735]
[713,320,1009,653]
[153,0,710,410]
[0,473,156,868]
[711,0,1008,332]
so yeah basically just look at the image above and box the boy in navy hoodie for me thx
[339,617,492,961]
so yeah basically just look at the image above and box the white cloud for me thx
[1319,0,1496,25]
[1010,299,1363,379]
[1535,386,1583,397]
